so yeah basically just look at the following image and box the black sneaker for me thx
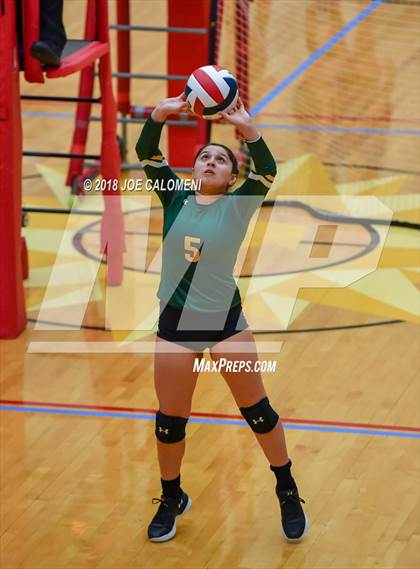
[147,491,192,542]
[276,487,308,542]
[30,40,62,66]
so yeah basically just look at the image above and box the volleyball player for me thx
[135,94,308,543]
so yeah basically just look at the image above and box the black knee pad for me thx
[240,397,279,434]
[155,410,188,443]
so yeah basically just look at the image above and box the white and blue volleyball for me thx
[184,65,239,120]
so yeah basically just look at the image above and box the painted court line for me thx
[259,112,420,125]
[22,110,75,120]
[22,111,419,136]
[251,0,385,116]
[255,123,420,136]
[1,404,418,439]
[2,399,418,433]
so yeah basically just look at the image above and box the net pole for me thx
[116,0,131,116]
[235,0,251,174]
[167,0,211,167]
[0,0,26,338]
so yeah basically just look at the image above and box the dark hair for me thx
[194,143,239,175]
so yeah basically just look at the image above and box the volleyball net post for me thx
[0,0,26,338]
[167,0,211,167]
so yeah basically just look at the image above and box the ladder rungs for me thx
[23,151,100,160]
[111,72,188,81]
[90,115,197,127]
[110,24,207,34]
[120,163,192,173]
[21,95,101,104]
[22,206,102,216]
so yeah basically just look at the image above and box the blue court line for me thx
[0,405,156,421]
[282,424,419,439]
[254,123,420,136]
[22,110,419,136]
[22,110,75,120]
[1,405,419,439]
[251,0,385,117]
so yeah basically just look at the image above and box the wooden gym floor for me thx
[1,1,419,568]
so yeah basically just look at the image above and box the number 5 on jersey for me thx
[184,236,201,262]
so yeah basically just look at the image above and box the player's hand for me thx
[220,98,260,140]
[220,98,251,125]
[151,93,189,122]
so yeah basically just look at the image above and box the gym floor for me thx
[1,1,419,568]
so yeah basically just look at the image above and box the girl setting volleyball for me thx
[135,91,308,543]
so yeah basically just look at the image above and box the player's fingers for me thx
[219,113,232,125]
[186,102,197,115]
[186,106,200,117]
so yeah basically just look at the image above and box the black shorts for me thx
[157,301,249,351]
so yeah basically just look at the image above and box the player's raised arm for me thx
[135,95,189,206]
[221,99,277,198]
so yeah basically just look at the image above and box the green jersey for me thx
[135,118,277,312]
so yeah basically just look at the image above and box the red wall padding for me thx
[167,0,210,167]
[0,1,27,338]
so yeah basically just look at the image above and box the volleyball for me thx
[184,65,239,120]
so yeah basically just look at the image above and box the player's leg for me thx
[209,328,308,542]
[154,337,200,480]
[148,337,200,542]
[210,328,289,464]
